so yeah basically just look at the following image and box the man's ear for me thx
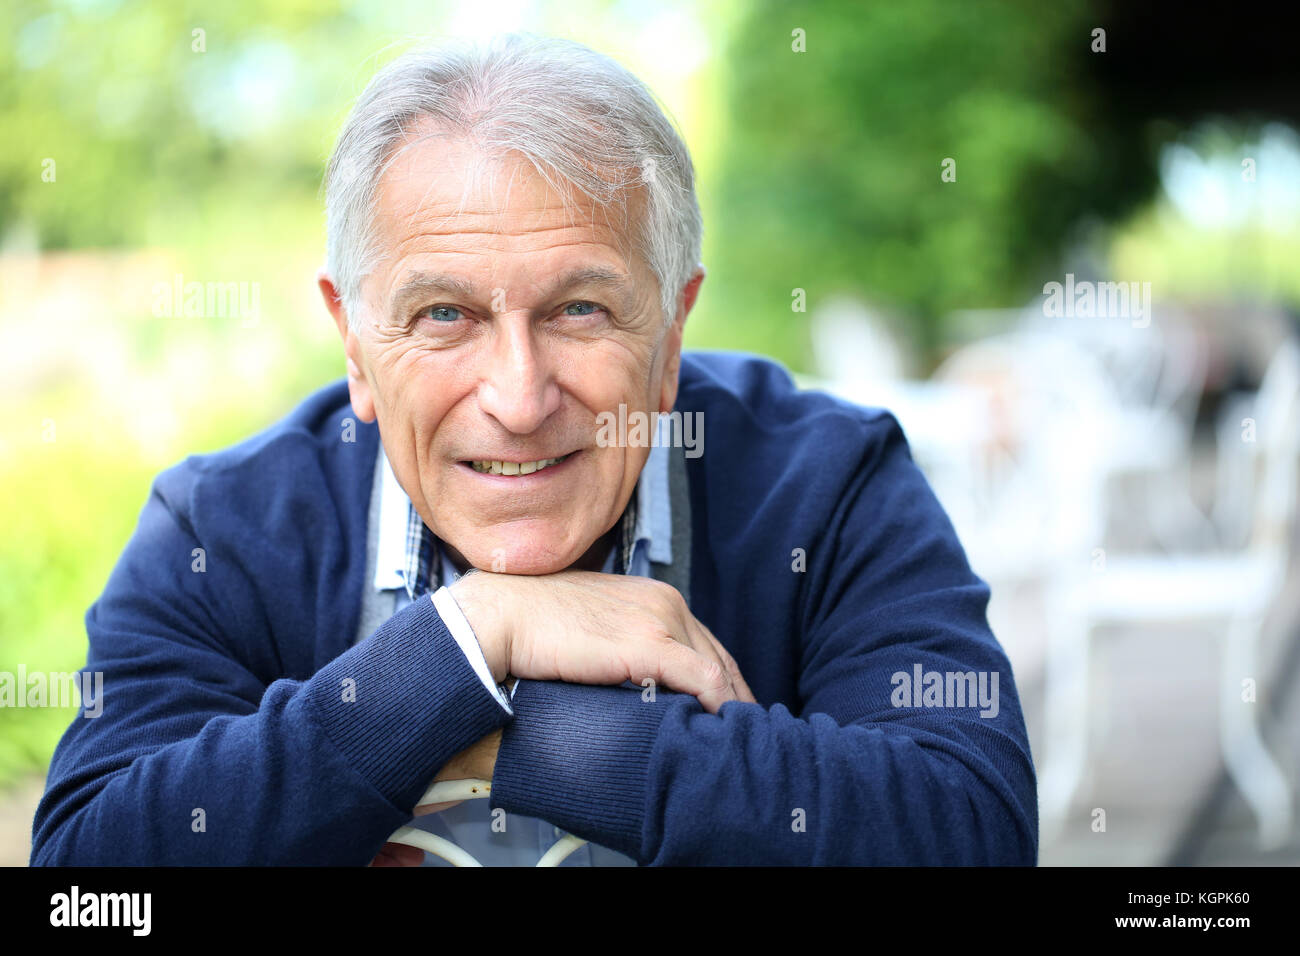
[659,266,705,413]
[318,269,376,424]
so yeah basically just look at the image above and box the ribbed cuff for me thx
[305,593,512,810]
[489,679,673,861]
[432,585,513,714]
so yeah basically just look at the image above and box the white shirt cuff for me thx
[431,586,513,716]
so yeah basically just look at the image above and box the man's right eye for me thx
[417,306,463,323]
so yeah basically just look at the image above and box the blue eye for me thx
[564,302,601,316]
[420,306,463,323]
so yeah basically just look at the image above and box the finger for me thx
[638,639,736,714]
[651,580,749,706]
[696,623,757,704]
[679,614,742,703]
[667,600,748,706]
[643,584,731,689]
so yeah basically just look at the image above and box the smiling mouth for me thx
[463,453,573,476]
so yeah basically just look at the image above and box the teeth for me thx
[469,455,568,475]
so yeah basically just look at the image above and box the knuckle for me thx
[634,614,682,647]
[645,578,683,612]
[700,656,728,690]
[641,621,676,646]
[645,577,675,597]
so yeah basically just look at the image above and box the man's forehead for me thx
[372,129,635,249]
[364,130,655,313]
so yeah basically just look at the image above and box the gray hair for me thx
[324,33,703,332]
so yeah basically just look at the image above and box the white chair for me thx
[930,331,1117,588]
[1038,337,1300,849]
[1035,313,1217,550]
[387,778,590,867]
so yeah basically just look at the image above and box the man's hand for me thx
[450,570,755,713]
[368,575,756,866]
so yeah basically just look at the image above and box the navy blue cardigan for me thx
[31,351,1037,865]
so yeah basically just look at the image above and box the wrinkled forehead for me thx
[369,122,647,274]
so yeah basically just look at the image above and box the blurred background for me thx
[2,0,1298,866]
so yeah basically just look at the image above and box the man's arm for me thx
[30,472,511,866]
[476,417,1038,865]
[32,460,741,865]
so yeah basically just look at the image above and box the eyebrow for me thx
[388,266,637,321]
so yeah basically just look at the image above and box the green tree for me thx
[704,0,1160,369]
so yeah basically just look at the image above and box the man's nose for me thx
[476,315,561,434]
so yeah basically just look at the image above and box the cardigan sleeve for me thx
[488,417,1038,865]
[30,471,511,866]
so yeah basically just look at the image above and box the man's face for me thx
[322,128,700,575]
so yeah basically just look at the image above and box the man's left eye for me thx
[418,306,463,323]
[563,302,602,316]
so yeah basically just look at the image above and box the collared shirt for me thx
[372,433,673,866]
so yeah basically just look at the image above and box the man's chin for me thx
[448,534,596,577]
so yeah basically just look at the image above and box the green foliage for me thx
[701,0,1160,368]
[1,0,360,251]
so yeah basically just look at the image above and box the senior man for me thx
[31,34,1037,866]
